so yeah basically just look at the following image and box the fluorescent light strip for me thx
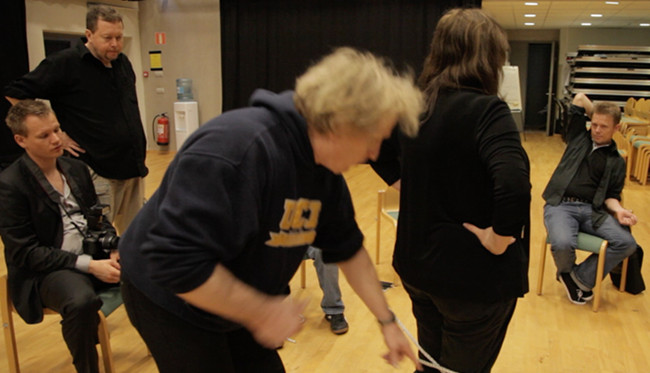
[524,22,535,26]
[591,14,603,17]
[581,22,592,26]
[524,2,538,6]
[524,14,536,18]
[641,23,650,27]
[605,1,619,4]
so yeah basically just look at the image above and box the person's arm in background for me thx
[5,55,86,157]
[338,248,422,370]
[572,92,594,118]
[563,92,593,143]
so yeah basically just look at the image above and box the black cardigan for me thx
[373,89,531,302]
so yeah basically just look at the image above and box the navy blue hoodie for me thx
[119,90,363,331]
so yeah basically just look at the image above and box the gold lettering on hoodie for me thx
[267,198,322,247]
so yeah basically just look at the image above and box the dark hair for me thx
[418,8,509,110]
[5,100,53,136]
[87,5,123,32]
[594,102,622,125]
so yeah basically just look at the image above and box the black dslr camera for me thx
[82,204,119,260]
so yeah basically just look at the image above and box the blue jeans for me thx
[306,246,344,315]
[544,202,637,290]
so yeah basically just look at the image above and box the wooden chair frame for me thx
[632,143,650,185]
[376,188,399,265]
[1,275,116,373]
[537,233,629,312]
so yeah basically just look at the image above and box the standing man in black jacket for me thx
[543,92,637,305]
[4,5,147,234]
[0,100,121,373]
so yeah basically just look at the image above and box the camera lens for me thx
[99,234,120,251]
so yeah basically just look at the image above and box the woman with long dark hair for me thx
[373,8,531,372]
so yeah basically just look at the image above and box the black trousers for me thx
[121,279,285,373]
[404,282,517,373]
[39,270,107,373]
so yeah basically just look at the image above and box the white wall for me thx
[138,0,222,151]
[23,0,147,147]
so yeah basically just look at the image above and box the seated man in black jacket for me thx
[543,93,638,305]
[0,100,121,373]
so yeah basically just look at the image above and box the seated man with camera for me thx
[0,100,120,373]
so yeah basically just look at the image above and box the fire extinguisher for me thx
[152,113,169,146]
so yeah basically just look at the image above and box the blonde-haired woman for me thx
[119,47,425,372]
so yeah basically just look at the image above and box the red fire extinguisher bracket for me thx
[152,113,170,146]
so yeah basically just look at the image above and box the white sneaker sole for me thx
[559,276,586,305]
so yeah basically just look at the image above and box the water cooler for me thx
[174,78,199,150]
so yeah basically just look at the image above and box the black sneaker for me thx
[325,314,349,335]
[559,273,586,305]
[582,290,594,301]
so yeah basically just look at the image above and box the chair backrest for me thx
[624,97,636,116]
[379,187,400,221]
[613,130,629,159]
[633,98,648,118]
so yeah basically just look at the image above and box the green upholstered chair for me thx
[537,232,629,312]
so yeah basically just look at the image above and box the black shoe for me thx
[582,290,594,301]
[325,314,349,335]
[559,273,586,305]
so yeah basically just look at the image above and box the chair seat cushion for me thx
[576,232,606,254]
[98,286,123,317]
[545,232,606,254]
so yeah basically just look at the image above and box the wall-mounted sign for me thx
[155,32,166,45]
[149,50,163,71]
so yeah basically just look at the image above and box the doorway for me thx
[524,43,554,131]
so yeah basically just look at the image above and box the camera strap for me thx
[58,201,89,238]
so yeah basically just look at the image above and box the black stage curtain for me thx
[0,0,29,167]
[221,0,481,111]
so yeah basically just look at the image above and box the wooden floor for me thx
[1,131,649,372]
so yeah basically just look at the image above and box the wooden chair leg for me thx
[300,260,306,289]
[1,276,20,373]
[592,242,608,312]
[619,257,630,292]
[97,311,115,373]
[536,236,548,295]
[376,190,384,265]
